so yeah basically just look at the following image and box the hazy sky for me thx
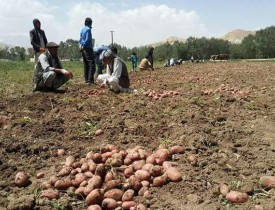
[0,0,274,48]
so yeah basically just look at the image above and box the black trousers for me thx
[82,48,96,83]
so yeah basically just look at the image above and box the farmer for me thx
[30,18,48,67]
[94,45,108,76]
[96,49,130,93]
[130,52,138,72]
[146,47,154,69]
[79,17,96,85]
[138,55,154,71]
[33,42,73,92]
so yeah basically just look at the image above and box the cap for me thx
[46,42,59,48]
[99,49,114,60]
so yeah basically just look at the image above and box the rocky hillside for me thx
[221,29,256,44]
[150,36,186,47]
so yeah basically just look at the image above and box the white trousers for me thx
[97,74,121,92]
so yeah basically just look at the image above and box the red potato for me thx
[40,189,60,200]
[65,155,75,167]
[122,189,135,202]
[86,189,104,205]
[143,190,152,199]
[54,179,72,190]
[162,161,178,170]
[149,165,163,177]
[87,204,102,210]
[169,146,185,154]
[95,165,106,178]
[124,158,133,165]
[49,176,58,185]
[135,170,151,181]
[89,162,97,173]
[226,191,248,203]
[72,162,82,169]
[166,167,182,182]
[92,153,103,163]
[88,175,102,189]
[141,180,150,187]
[132,160,146,171]
[122,201,136,210]
[101,198,118,210]
[220,183,229,197]
[104,189,124,201]
[127,152,140,161]
[146,155,156,164]
[103,180,121,192]
[152,174,167,187]
[138,186,149,196]
[81,163,89,172]
[119,150,128,159]
[155,149,171,165]
[101,152,113,160]
[71,169,78,176]
[84,171,94,178]
[104,172,114,182]
[72,173,87,187]
[15,172,29,187]
[124,166,134,178]
[142,163,154,172]
[259,176,275,189]
[106,157,123,167]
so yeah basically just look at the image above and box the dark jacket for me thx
[30,29,48,53]
[111,57,130,88]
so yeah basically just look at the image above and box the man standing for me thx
[146,47,154,69]
[79,17,96,85]
[33,42,73,92]
[30,18,48,67]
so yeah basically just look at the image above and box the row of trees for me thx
[1,26,275,61]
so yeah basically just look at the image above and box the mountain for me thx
[221,29,256,44]
[150,36,186,47]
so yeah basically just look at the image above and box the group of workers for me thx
[30,17,155,94]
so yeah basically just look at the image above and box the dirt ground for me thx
[1,62,275,210]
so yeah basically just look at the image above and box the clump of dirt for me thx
[1,62,275,210]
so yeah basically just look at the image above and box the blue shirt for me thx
[80,26,93,49]
[94,45,108,57]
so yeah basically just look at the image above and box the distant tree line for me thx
[1,26,275,61]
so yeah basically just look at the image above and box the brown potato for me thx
[36,172,45,179]
[87,204,102,210]
[226,191,248,203]
[40,189,60,200]
[124,166,134,178]
[152,174,167,187]
[15,172,29,187]
[122,201,136,209]
[169,146,185,154]
[54,179,71,190]
[58,167,71,177]
[65,155,75,167]
[103,180,121,192]
[166,167,182,182]
[132,160,146,171]
[40,181,52,190]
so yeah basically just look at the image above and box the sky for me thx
[0,0,274,48]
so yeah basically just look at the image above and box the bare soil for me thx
[1,62,275,210]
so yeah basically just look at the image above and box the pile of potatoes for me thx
[38,144,184,210]
[143,90,180,100]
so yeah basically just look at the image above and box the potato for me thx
[143,190,152,199]
[87,204,102,210]
[89,162,97,173]
[95,129,104,136]
[226,191,248,203]
[104,189,124,201]
[220,183,229,197]
[141,180,150,187]
[101,198,118,210]
[81,163,89,172]
[152,174,167,187]
[122,189,135,201]
[49,176,58,185]
[122,201,136,210]
[162,161,178,170]
[40,181,52,190]
[54,179,71,190]
[259,176,275,189]
[135,170,151,181]
[72,162,82,169]
[132,160,146,171]
[142,163,154,172]
[166,167,182,182]
[124,166,134,178]
[65,155,75,167]
[136,204,147,210]
[88,175,102,189]
[138,186,149,196]
[103,180,121,192]
[36,172,45,179]
[57,149,65,156]
[149,165,163,177]
[86,189,104,205]
[95,165,106,178]
[72,173,87,187]
[170,146,185,154]
[84,171,94,178]
[146,155,156,164]
[105,171,114,182]
[40,189,59,200]
[75,186,85,196]
[187,154,197,165]
[15,172,29,187]
[58,167,71,177]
